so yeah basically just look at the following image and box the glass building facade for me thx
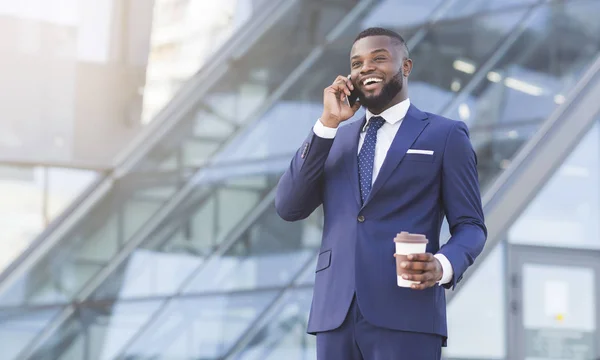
[0,0,598,359]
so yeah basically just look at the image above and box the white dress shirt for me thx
[312,98,454,286]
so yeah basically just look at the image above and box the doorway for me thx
[508,244,600,359]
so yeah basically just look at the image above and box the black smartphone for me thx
[347,75,359,107]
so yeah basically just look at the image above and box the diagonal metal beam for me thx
[448,53,600,302]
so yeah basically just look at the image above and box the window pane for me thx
[509,120,600,249]
[445,243,506,359]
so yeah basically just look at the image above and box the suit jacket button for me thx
[357,215,365,222]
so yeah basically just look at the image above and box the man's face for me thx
[349,35,410,110]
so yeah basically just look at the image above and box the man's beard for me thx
[357,69,403,110]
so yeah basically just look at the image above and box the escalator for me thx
[2,0,600,359]
[0,0,364,358]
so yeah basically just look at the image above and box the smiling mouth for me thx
[362,77,384,91]
[362,77,383,86]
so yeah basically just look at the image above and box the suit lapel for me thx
[342,116,366,207]
[362,105,429,207]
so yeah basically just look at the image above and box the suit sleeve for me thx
[275,127,334,221]
[437,121,487,290]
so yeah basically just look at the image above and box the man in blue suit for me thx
[275,27,487,359]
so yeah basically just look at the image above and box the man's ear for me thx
[403,58,413,77]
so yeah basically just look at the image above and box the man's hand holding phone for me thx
[320,75,361,128]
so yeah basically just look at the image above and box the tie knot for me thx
[368,116,386,131]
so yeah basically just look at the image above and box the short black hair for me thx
[354,27,409,56]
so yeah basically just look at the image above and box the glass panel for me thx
[46,167,99,221]
[441,0,600,189]
[443,0,539,19]
[88,173,280,301]
[0,165,98,273]
[215,6,532,163]
[182,208,322,293]
[444,243,506,359]
[509,120,599,249]
[118,291,278,360]
[19,293,278,359]
[296,256,318,286]
[359,0,445,29]
[78,210,320,359]
[0,0,360,310]
[137,0,361,173]
[227,288,315,360]
[0,306,62,360]
[0,165,44,272]
[521,264,596,359]
[21,300,176,360]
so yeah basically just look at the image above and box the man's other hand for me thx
[394,253,443,290]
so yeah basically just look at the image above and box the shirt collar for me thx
[363,98,411,131]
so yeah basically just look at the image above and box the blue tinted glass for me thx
[509,120,600,249]
[226,288,315,360]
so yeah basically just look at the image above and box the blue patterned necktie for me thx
[358,116,386,204]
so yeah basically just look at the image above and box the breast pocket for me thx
[404,153,435,163]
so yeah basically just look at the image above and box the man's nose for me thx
[360,60,376,74]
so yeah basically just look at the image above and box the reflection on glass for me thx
[0,306,61,360]
[182,209,321,294]
[23,300,182,360]
[216,6,532,163]
[442,0,600,189]
[89,174,281,301]
[75,198,321,359]
[445,243,506,359]
[443,0,538,19]
[0,0,359,312]
[509,120,599,249]
[0,165,98,274]
[137,0,360,173]
[119,291,277,359]
[227,288,315,360]
[360,0,444,29]
[296,256,318,286]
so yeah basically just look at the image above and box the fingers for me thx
[330,75,353,96]
[401,272,434,283]
[336,75,354,90]
[394,254,436,272]
[393,252,439,290]
[401,272,437,290]
[406,253,434,262]
[410,281,438,290]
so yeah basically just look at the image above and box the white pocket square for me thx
[407,149,434,155]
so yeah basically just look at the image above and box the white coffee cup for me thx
[394,232,429,287]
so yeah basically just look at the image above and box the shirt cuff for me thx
[313,118,338,139]
[434,253,454,285]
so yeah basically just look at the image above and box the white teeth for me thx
[363,78,383,85]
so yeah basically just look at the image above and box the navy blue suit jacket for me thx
[275,104,487,344]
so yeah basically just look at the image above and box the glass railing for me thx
[5,0,600,358]
[0,0,362,307]
[0,0,305,301]
[0,163,101,274]
[21,203,323,359]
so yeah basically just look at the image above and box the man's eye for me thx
[352,62,361,68]
[375,57,386,61]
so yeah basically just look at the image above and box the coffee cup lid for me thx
[394,231,428,244]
